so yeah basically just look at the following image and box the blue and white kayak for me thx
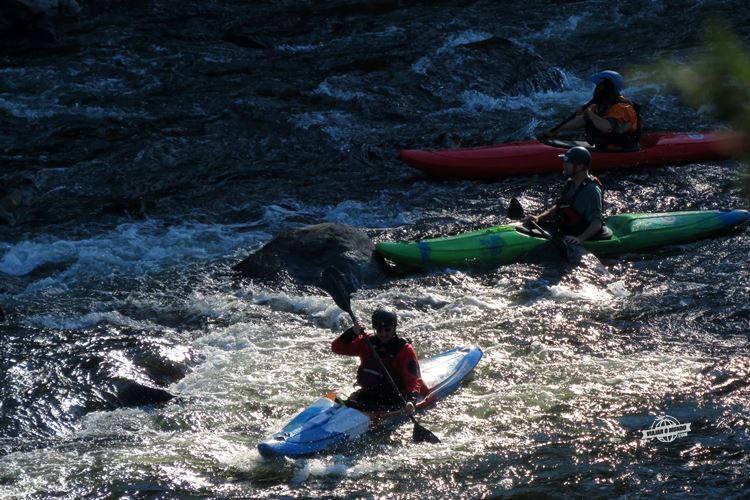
[257,346,483,458]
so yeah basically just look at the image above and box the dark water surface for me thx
[1,0,749,497]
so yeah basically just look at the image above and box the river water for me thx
[1,0,749,497]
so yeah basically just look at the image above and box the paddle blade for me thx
[507,197,525,220]
[411,417,440,443]
[320,267,355,320]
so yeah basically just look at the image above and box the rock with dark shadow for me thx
[0,0,55,42]
[112,378,175,406]
[233,222,387,289]
[1,0,81,44]
[0,174,38,226]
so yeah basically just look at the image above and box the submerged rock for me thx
[0,174,38,226]
[233,222,387,289]
[112,378,174,406]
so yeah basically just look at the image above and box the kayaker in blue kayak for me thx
[542,70,641,150]
[524,146,611,244]
[331,308,429,413]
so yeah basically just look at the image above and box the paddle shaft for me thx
[508,197,554,239]
[340,308,411,410]
[548,98,594,134]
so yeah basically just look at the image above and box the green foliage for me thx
[656,21,750,194]
[659,22,750,127]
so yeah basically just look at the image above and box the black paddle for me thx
[507,197,568,260]
[507,197,554,240]
[539,98,595,140]
[319,267,440,444]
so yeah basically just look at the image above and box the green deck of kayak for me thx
[376,209,749,268]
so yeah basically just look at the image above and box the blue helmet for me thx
[589,70,624,94]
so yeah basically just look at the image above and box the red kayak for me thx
[400,131,739,179]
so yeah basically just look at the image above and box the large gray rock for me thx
[233,222,387,289]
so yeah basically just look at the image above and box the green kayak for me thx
[376,209,750,269]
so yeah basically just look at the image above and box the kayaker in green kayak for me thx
[542,70,641,151]
[331,308,429,413]
[523,146,611,245]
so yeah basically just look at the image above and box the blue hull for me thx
[257,346,483,458]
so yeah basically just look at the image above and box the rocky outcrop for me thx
[0,0,80,43]
[233,222,387,289]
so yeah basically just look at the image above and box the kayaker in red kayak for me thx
[542,70,641,150]
[524,146,611,244]
[331,308,429,413]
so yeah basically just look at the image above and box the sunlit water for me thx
[2,187,748,497]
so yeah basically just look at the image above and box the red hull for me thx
[400,132,738,179]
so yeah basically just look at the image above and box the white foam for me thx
[276,43,324,53]
[0,96,143,121]
[0,220,268,292]
[410,55,431,75]
[289,111,358,151]
[549,283,617,302]
[28,310,143,330]
[459,90,506,112]
[411,30,493,75]
[530,14,588,40]
[323,198,419,228]
[314,79,369,102]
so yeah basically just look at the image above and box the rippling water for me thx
[2,0,750,497]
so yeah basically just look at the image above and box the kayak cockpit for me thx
[514,223,614,240]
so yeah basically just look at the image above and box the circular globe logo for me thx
[642,415,691,442]
[651,416,680,442]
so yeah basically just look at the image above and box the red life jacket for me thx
[556,175,604,235]
[356,336,408,392]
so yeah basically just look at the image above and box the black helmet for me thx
[372,308,397,329]
[559,146,592,167]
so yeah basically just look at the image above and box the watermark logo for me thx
[641,415,691,442]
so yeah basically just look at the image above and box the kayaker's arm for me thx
[525,205,557,224]
[331,324,368,355]
[545,114,586,136]
[583,107,614,133]
[564,219,602,245]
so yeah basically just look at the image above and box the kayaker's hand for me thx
[352,321,365,335]
[563,235,581,245]
[403,402,415,415]
[581,103,598,114]
[523,214,538,224]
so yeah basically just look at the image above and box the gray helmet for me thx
[372,308,397,329]
[559,146,592,167]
